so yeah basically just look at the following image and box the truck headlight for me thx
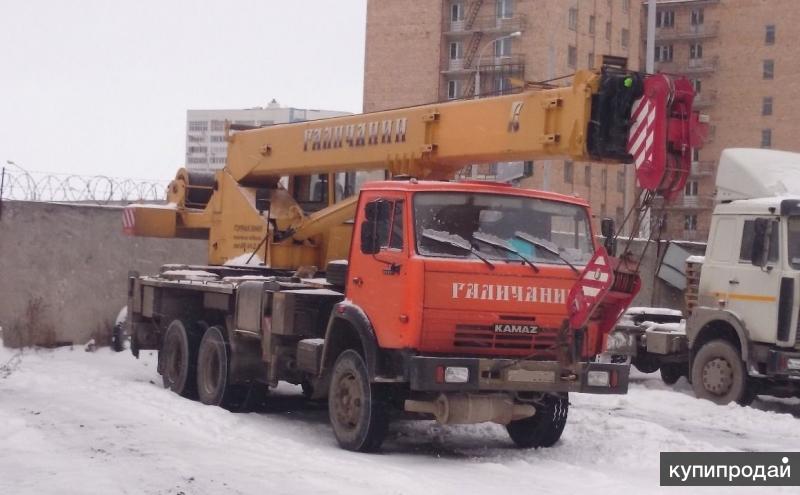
[444,366,469,383]
[587,370,610,387]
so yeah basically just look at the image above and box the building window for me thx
[623,0,630,13]
[621,28,630,48]
[569,8,578,31]
[601,169,608,189]
[692,148,700,162]
[691,8,704,25]
[495,37,512,57]
[496,0,513,19]
[685,180,698,197]
[655,44,673,62]
[210,135,226,142]
[447,80,461,100]
[451,2,464,22]
[187,146,207,153]
[692,78,702,93]
[684,214,698,231]
[449,41,462,60]
[617,171,625,193]
[689,43,703,59]
[656,10,674,28]
[763,97,773,116]
[588,52,595,68]
[568,45,577,68]
[584,165,591,186]
[188,121,208,132]
[762,128,772,148]
[605,21,612,40]
[187,157,207,164]
[523,161,534,177]
[589,15,596,34]
[564,161,574,184]
[494,77,512,95]
[210,120,225,132]
[763,59,774,79]
[765,24,775,45]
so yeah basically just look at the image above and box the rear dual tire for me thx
[691,339,757,406]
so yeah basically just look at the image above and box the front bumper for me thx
[407,356,629,394]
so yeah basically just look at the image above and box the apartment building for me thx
[364,0,642,230]
[186,100,349,170]
[646,0,800,241]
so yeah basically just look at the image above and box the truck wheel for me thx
[660,363,684,385]
[328,350,389,452]
[196,325,249,410]
[691,339,756,406]
[506,393,568,448]
[632,355,660,374]
[160,319,198,398]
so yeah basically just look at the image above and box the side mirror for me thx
[360,199,390,255]
[601,217,616,256]
[751,218,772,267]
[255,189,271,214]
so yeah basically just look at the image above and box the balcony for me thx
[655,21,719,41]
[652,195,714,210]
[694,89,717,109]
[690,160,715,177]
[655,56,718,75]
[443,54,525,75]
[445,14,527,36]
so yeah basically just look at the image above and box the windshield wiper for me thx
[421,230,495,269]
[514,231,580,274]
[472,232,539,273]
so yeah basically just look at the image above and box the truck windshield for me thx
[789,217,800,269]
[413,192,593,266]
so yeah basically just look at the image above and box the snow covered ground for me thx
[0,343,797,495]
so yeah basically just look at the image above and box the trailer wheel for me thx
[160,319,198,398]
[659,363,684,385]
[506,393,568,448]
[632,355,660,374]
[691,339,756,406]
[328,350,389,452]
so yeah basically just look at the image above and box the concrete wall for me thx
[0,201,206,347]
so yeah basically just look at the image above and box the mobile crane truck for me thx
[123,64,704,451]
[606,148,800,405]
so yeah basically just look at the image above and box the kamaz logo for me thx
[494,324,538,334]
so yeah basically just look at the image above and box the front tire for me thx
[328,350,389,452]
[506,393,568,448]
[691,339,756,406]
[160,319,199,398]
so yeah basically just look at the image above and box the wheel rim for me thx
[332,371,363,431]
[702,357,733,396]
[201,348,221,395]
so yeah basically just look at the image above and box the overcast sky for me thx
[0,0,367,180]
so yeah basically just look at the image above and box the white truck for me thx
[608,148,800,405]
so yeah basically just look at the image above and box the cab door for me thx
[726,217,782,344]
[347,193,410,348]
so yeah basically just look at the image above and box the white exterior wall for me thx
[186,105,350,170]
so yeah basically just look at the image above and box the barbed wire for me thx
[0,164,169,204]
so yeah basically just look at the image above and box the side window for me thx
[374,199,404,250]
[709,218,736,262]
[739,219,779,262]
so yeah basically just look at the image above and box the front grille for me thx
[453,324,558,353]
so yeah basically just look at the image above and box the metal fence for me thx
[0,164,168,205]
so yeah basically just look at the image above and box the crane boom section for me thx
[227,71,600,183]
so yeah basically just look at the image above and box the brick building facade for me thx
[363,0,642,231]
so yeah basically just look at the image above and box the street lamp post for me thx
[474,31,521,99]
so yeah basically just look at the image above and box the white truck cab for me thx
[690,149,800,404]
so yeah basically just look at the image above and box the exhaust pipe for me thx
[405,393,535,425]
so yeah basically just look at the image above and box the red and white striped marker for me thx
[122,207,136,235]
